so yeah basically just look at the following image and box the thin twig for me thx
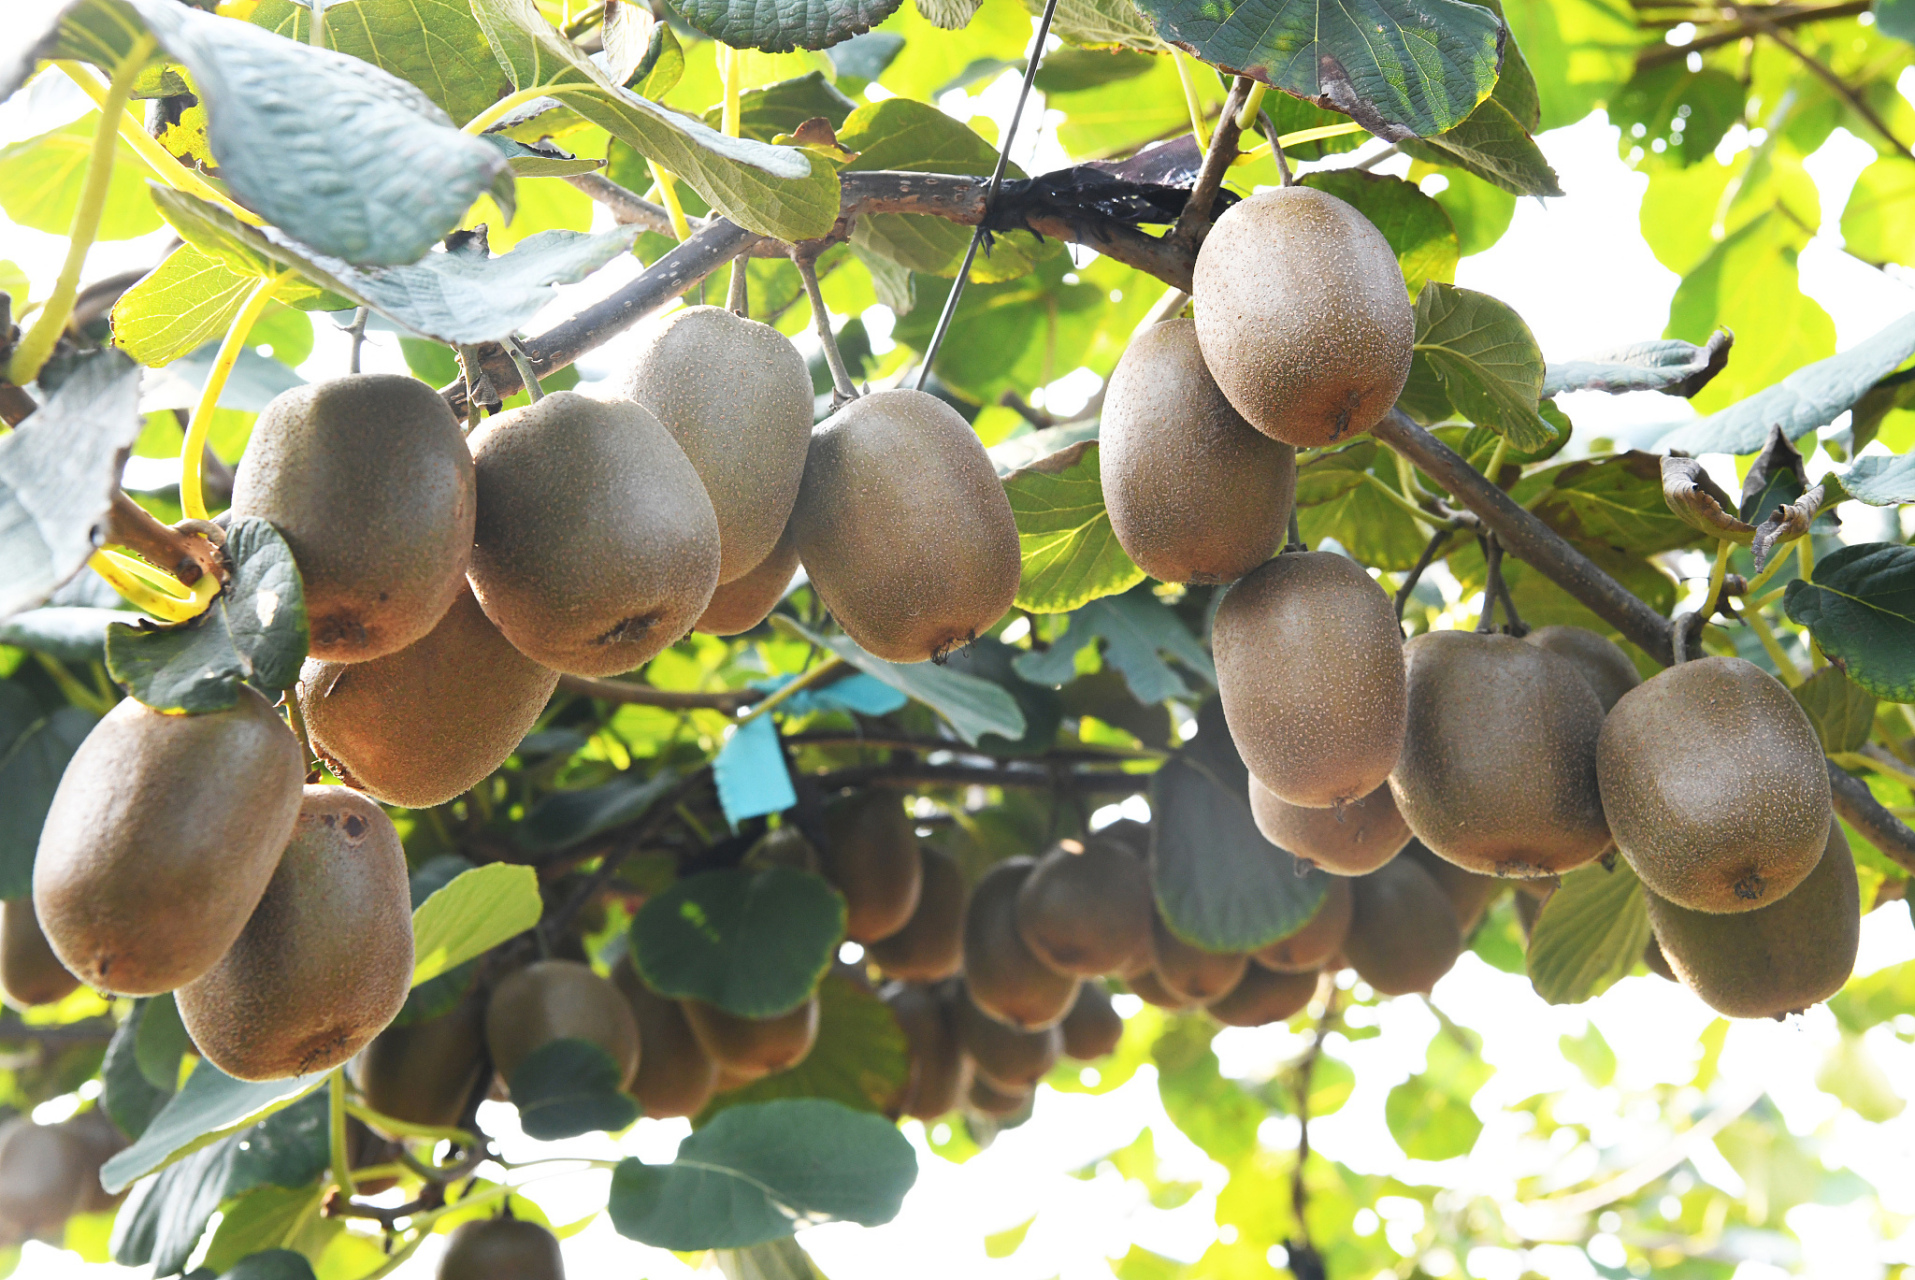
[810,762,1152,793]
[1261,109,1294,186]
[556,673,765,712]
[1637,0,1871,68]
[1396,527,1453,623]
[726,251,750,316]
[346,307,369,375]
[502,337,544,403]
[794,248,858,405]
[1287,979,1339,1280]
[564,172,680,235]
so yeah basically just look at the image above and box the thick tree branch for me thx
[1829,767,1915,876]
[556,673,765,712]
[565,173,679,235]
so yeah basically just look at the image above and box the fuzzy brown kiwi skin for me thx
[968,1075,1032,1119]
[1599,655,1831,913]
[611,958,719,1120]
[1099,318,1297,585]
[466,391,721,677]
[1192,187,1413,448]
[883,982,968,1119]
[485,960,641,1090]
[681,995,820,1079]
[1526,625,1641,712]
[299,586,558,810]
[1014,838,1154,977]
[178,786,414,1082]
[866,846,967,983]
[962,858,1081,1031]
[1389,631,1611,879]
[350,995,488,1131]
[1250,778,1410,876]
[33,687,304,997]
[1150,912,1248,1004]
[1254,877,1352,973]
[1647,817,1859,1019]
[230,374,476,663]
[790,388,1020,664]
[818,792,925,944]
[0,1118,88,1243]
[695,522,800,637]
[1059,981,1125,1061]
[953,983,1062,1089]
[1213,551,1407,809]
[0,898,78,1009]
[1342,856,1463,996]
[1126,968,1195,1010]
[437,1217,565,1279]
[1405,840,1505,935]
[1206,965,1319,1028]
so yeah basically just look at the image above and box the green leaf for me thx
[111,1141,240,1272]
[0,116,162,242]
[105,517,309,715]
[1402,97,1563,196]
[102,1000,174,1142]
[1037,0,1165,49]
[1830,956,1915,1031]
[1541,336,1728,397]
[1839,156,1915,268]
[696,974,909,1123]
[632,866,845,1018]
[917,0,986,29]
[1842,451,1915,506]
[1524,859,1652,1005]
[1384,1030,1490,1159]
[1294,441,1433,571]
[134,992,190,1093]
[1784,542,1915,703]
[411,863,544,987]
[773,616,1028,745]
[1520,450,1699,555]
[226,1250,318,1280]
[1001,441,1146,613]
[0,606,120,662]
[891,258,1111,403]
[1299,171,1458,297]
[516,770,681,853]
[100,1060,328,1195]
[481,134,605,176]
[468,0,840,242]
[1012,590,1214,702]
[108,245,260,366]
[1665,311,1915,456]
[607,1099,917,1249]
[1423,163,1516,257]
[699,72,860,142]
[1792,664,1880,754]
[249,0,513,128]
[1407,282,1554,450]
[0,348,145,620]
[151,187,641,347]
[1129,0,1504,140]
[1559,1024,1616,1087]
[1499,0,1640,131]
[200,1185,323,1274]
[1609,64,1744,168]
[668,0,904,52]
[1816,1033,1905,1122]
[0,689,94,900]
[508,1037,642,1139]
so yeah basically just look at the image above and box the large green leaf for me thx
[508,1038,642,1139]
[1384,1028,1491,1160]
[1541,336,1726,397]
[773,616,1027,745]
[699,72,860,141]
[696,974,910,1123]
[102,999,174,1141]
[1294,441,1433,571]
[468,0,839,241]
[9,0,156,100]
[668,0,904,52]
[101,1061,328,1195]
[1299,171,1458,298]
[0,116,163,241]
[111,243,270,367]
[607,1099,916,1249]
[1402,97,1562,197]
[1608,64,1744,169]
[516,770,682,853]
[105,518,309,714]
[411,863,544,987]
[1784,542,1915,703]
[1524,859,1652,1005]
[1012,590,1214,702]
[1129,0,1504,140]
[1518,450,1699,555]
[0,348,146,621]
[0,684,95,900]
[634,866,844,1018]
[1841,451,1915,506]
[1840,156,1915,268]
[1406,282,1554,450]
[1792,666,1878,754]
[1038,0,1164,50]
[1002,441,1146,613]
[1499,0,1640,131]
[249,0,512,127]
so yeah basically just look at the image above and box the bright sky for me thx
[6,37,1915,1280]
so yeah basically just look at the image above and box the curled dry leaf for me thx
[1660,455,1754,543]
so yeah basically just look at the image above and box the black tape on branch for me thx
[979,168,1241,248]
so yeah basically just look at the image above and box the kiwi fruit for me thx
[1207,965,1319,1028]
[34,686,303,995]
[0,898,77,1008]
[1527,625,1640,712]
[681,994,819,1080]
[485,960,641,1089]
[883,983,967,1119]
[1014,837,1153,977]
[1389,631,1610,878]
[611,957,718,1119]
[790,388,1019,663]
[1600,656,1831,913]
[351,995,488,1130]
[968,1074,1032,1119]
[437,1216,565,1279]
[466,390,721,676]
[1250,778,1410,876]
[1254,877,1352,973]
[617,306,814,583]
[1191,186,1413,447]
[696,523,800,636]
[1342,856,1463,996]
[1405,840,1505,935]
[1213,551,1407,808]
[953,983,1063,1088]
[1648,817,1858,1018]
[961,858,1080,1030]
[866,846,967,982]
[1099,318,1296,584]
[299,586,558,809]
[1643,936,1676,982]
[59,1109,126,1215]
[1150,913,1248,1004]
[1127,968,1195,1010]
[177,786,412,1080]
[1059,981,1124,1061]
[230,375,475,662]
[818,791,924,944]
[0,1117,88,1242]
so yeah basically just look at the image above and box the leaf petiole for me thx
[88,547,222,623]
[330,1068,356,1200]
[181,270,290,521]
[1173,51,1210,150]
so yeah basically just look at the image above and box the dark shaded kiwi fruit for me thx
[178,786,413,1080]
[1405,840,1504,934]
[819,791,924,944]
[1014,837,1153,977]
[1150,913,1248,1004]
[1343,856,1463,996]
[866,846,966,982]
[0,1117,87,1242]
[1127,968,1195,1010]
[34,687,303,995]
[1099,318,1296,584]
[1647,817,1859,1018]
[1060,982,1124,1061]
[351,995,487,1131]
[1207,966,1319,1028]
[1192,187,1413,447]
[0,898,78,1008]
[611,957,718,1119]
[485,960,640,1089]
[230,375,475,662]
[1527,625,1640,712]
[954,984,1063,1088]
[1599,656,1830,913]
[681,995,819,1079]
[59,1109,126,1214]
[695,523,800,636]
[1214,551,1406,808]
[962,858,1080,1030]
[437,1216,564,1279]
[968,1075,1033,1118]
[299,586,558,809]
[1254,877,1352,973]
[883,983,967,1119]
[1250,778,1410,876]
